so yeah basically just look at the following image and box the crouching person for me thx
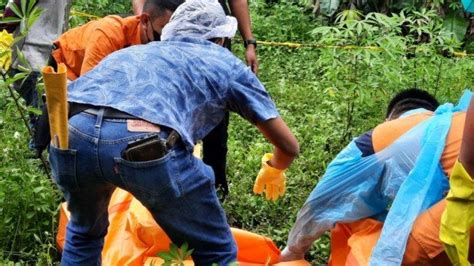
[48,0,299,265]
[280,89,474,265]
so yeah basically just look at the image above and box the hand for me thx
[245,45,258,74]
[440,160,474,266]
[253,153,286,201]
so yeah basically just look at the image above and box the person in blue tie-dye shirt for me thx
[49,0,299,264]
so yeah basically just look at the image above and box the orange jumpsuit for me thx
[330,112,474,265]
[51,15,141,80]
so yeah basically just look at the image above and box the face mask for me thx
[148,20,161,42]
[152,30,161,41]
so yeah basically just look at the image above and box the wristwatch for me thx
[244,39,257,48]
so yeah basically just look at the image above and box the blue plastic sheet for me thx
[286,90,473,260]
[462,0,474,13]
[370,90,473,265]
[286,112,428,254]
[369,105,452,265]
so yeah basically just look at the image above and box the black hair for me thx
[143,0,184,19]
[386,88,439,119]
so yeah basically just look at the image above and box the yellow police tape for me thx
[69,9,472,58]
[256,40,384,51]
[257,40,471,57]
[70,10,101,20]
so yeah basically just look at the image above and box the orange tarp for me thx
[57,188,309,266]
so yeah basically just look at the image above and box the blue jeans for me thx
[49,109,237,265]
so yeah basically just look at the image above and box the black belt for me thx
[69,103,136,119]
[83,107,137,119]
[69,103,180,146]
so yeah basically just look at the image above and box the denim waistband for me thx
[68,109,182,149]
[69,103,136,119]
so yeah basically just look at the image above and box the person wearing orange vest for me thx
[33,0,184,155]
[50,0,184,81]
[280,89,474,265]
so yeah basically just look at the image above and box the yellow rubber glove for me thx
[253,153,286,201]
[0,30,14,71]
[42,63,69,149]
[440,160,474,266]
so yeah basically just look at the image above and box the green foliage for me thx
[156,243,193,266]
[0,78,61,264]
[443,9,469,42]
[1,0,474,265]
[70,0,132,27]
[307,0,473,52]
[72,0,131,16]
[251,1,315,42]
[0,0,42,37]
[224,1,474,264]
[0,1,61,264]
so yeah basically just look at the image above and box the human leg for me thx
[404,199,474,265]
[115,144,237,265]
[63,111,236,265]
[202,112,229,197]
[49,112,117,265]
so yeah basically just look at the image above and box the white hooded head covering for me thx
[161,0,238,41]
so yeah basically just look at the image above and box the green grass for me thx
[2,0,474,264]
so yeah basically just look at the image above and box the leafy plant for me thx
[0,1,61,264]
[156,243,193,266]
[1,0,474,265]
[226,1,473,264]
[443,9,469,42]
[69,0,132,27]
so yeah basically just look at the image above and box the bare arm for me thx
[132,0,146,15]
[460,99,474,176]
[228,0,259,74]
[256,117,299,169]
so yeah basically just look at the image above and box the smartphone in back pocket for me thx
[122,135,168,162]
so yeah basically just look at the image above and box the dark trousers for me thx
[202,38,232,198]
[8,68,41,150]
[203,112,230,197]
[7,52,59,155]
[9,69,40,109]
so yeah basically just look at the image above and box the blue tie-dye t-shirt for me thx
[68,36,279,151]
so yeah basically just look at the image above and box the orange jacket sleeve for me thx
[80,26,125,76]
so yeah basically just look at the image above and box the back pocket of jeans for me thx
[114,152,181,206]
[48,145,79,192]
